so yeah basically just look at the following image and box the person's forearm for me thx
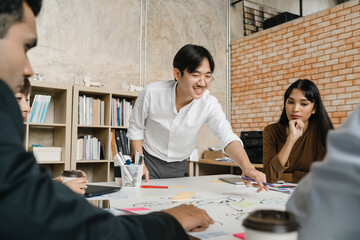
[130,140,143,158]
[224,141,254,170]
[276,137,297,167]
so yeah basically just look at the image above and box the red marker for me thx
[141,185,168,189]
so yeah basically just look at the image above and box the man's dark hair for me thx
[0,0,42,38]
[173,44,215,75]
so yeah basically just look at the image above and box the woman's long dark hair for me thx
[278,79,334,149]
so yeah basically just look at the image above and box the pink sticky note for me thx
[233,232,245,239]
[122,207,150,212]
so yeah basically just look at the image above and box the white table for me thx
[88,174,291,240]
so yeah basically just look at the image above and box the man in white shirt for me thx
[128,44,267,191]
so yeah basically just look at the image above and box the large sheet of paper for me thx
[91,174,291,240]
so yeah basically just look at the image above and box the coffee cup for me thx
[243,210,298,240]
[61,170,83,183]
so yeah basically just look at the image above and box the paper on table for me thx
[171,192,195,201]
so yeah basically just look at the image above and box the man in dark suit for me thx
[0,1,213,239]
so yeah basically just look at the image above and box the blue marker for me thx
[125,159,137,176]
[240,176,274,187]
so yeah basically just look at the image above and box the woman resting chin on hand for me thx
[262,79,333,183]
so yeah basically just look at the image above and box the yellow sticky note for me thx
[171,192,195,201]
[212,179,224,183]
[170,185,186,188]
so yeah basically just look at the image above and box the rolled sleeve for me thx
[206,100,242,150]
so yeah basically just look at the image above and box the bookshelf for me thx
[71,85,138,182]
[24,80,72,177]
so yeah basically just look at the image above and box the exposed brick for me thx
[331,99,345,106]
[230,2,360,133]
[332,111,347,117]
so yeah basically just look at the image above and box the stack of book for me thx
[110,129,130,159]
[29,94,52,123]
[78,95,105,125]
[111,98,135,127]
[76,135,104,160]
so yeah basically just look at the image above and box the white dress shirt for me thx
[127,80,241,162]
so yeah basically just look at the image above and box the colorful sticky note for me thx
[171,192,195,201]
[233,232,245,239]
[212,179,224,183]
[122,207,150,212]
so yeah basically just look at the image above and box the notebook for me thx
[218,177,245,185]
[84,184,121,198]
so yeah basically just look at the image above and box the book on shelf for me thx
[111,97,134,127]
[85,97,90,125]
[110,129,116,159]
[78,96,83,125]
[113,129,130,156]
[76,135,103,160]
[89,97,93,125]
[100,101,105,125]
[92,98,100,126]
[78,96,104,125]
[29,94,51,123]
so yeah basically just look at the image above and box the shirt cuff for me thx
[126,131,144,141]
[220,134,243,151]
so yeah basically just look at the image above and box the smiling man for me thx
[128,44,267,191]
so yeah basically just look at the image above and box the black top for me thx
[0,80,188,240]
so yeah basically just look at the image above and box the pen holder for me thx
[120,165,143,188]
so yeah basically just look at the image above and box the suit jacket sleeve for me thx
[0,80,188,240]
[286,105,360,240]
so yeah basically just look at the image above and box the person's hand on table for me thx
[162,204,214,232]
[242,167,269,192]
[54,170,88,195]
[142,163,149,182]
[63,177,88,195]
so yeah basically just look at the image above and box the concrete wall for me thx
[29,0,229,157]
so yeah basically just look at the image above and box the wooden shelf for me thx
[25,81,72,177]
[198,159,263,168]
[28,123,67,127]
[110,126,128,129]
[77,125,109,129]
[37,161,65,164]
[71,85,138,182]
[76,160,109,163]
[189,159,263,176]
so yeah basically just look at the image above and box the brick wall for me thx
[231,0,360,135]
